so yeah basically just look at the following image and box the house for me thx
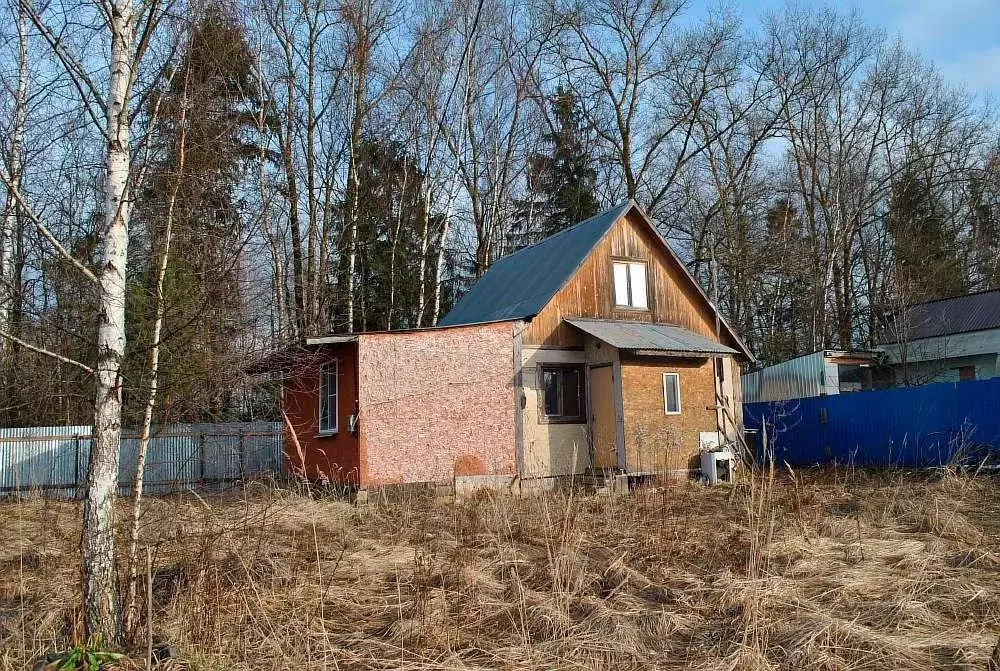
[741,290,1000,404]
[278,200,753,492]
[440,200,752,480]
[879,289,1000,385]
[742,350,883,403]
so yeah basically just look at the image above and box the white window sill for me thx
[316,430,339,438]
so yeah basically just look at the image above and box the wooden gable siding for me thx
[523,210,732,349]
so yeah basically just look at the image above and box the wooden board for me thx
[523,209,743,352]
[589,364,618,470]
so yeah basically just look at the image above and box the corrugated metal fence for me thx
[743,377,1000,467]
[0,422,284,498]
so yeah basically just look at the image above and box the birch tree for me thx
[0,1,28,358]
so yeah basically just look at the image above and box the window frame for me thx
[318,360,339,435]
[537,364,587,424]
[611,258,649,311]
[662,372,681,415]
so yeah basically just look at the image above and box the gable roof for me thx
[438,202,633,327]
[439,200,753,359]
[879,289,1000,343]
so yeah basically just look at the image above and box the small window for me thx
[612,260,648,309]
[957,366,976,381]
[540,365,586,422]
[319,361,339,433]
[663,372,681,414]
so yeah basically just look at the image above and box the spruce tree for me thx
[130,3,263,421]
[514,88,600,248]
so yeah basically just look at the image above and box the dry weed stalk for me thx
[0,470,998,670]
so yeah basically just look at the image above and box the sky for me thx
[687,0,1000,103]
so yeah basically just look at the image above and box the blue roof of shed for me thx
[439,202,633,326]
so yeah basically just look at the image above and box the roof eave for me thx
[628,348,738,358]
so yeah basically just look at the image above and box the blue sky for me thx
[687,0,1000,102]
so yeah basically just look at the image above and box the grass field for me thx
[1,470,999,670]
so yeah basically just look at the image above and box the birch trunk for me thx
[123,83,185,638]
[431,169,462,324]
[83,0,134,641]
[0,6,28,356]
[344,82,363,333]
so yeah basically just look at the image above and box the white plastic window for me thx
[612,261,648,309]
[319,361,339,433]
[663,372,681,414]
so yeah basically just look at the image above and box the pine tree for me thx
[513,88,600,248]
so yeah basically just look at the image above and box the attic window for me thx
[613,261,648,309]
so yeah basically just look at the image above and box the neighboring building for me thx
[277,200,753,491]
[879,289,1000,385]
[741,290,1000,404]
[742,350,882,404]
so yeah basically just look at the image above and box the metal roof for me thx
[566,319,738,356]
[438,201,633,326]
[304,335,359,345]
[880,289,1000,343]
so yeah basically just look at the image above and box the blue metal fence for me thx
[743,377,1000,467]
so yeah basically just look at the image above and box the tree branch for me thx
[0,330,95,375]
[0,170,101,285]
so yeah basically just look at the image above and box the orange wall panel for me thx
[619,355,719,473]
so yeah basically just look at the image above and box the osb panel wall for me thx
[357,322,517,486]
[524,210,740,351]
[620,355,720,474]
[520,347,591,477]
[283,345,361,484]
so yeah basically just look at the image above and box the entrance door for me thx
[589,365,618,470]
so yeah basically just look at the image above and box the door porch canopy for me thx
[566,318,738,357]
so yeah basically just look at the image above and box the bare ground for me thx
[1,470,999,670]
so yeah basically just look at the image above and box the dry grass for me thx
[1,470,999,670]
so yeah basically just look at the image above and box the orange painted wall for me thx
[282,344,361,484]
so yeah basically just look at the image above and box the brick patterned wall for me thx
[357,322,516,486]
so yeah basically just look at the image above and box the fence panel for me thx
[744,377,1000,467]
[0,422,283,497]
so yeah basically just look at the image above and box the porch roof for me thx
[566,318,738,357]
